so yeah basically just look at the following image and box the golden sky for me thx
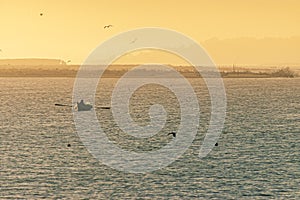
[1,0,300,65]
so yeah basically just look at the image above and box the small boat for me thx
[77,100,93,111]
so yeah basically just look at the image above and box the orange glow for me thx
[1,0,300,65]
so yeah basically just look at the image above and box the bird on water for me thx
[168,132,176,137]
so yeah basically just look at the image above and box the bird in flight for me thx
[104,25,113,29]
[67,60,71,63]
[40,13,43,16]
[130,38,137,44]
[168,132,176,138]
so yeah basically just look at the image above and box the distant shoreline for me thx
[0,70,297,78]
[0,64,298,78]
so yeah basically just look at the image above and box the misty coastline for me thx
[0,65,298,78]
[0,59,299,78]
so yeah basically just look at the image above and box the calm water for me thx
[0,77,299,199]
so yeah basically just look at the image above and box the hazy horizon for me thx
[1,57,300,69]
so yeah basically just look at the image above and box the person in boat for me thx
[77,99,92,111]
[78,99,84,106]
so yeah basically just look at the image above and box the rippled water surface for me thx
[0,77,299,199]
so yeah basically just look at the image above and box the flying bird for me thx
[67,60,71,63]
[40,13,43,16]
[168,132,176,138]
[104,25,113,29]
[130,38,137,44]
